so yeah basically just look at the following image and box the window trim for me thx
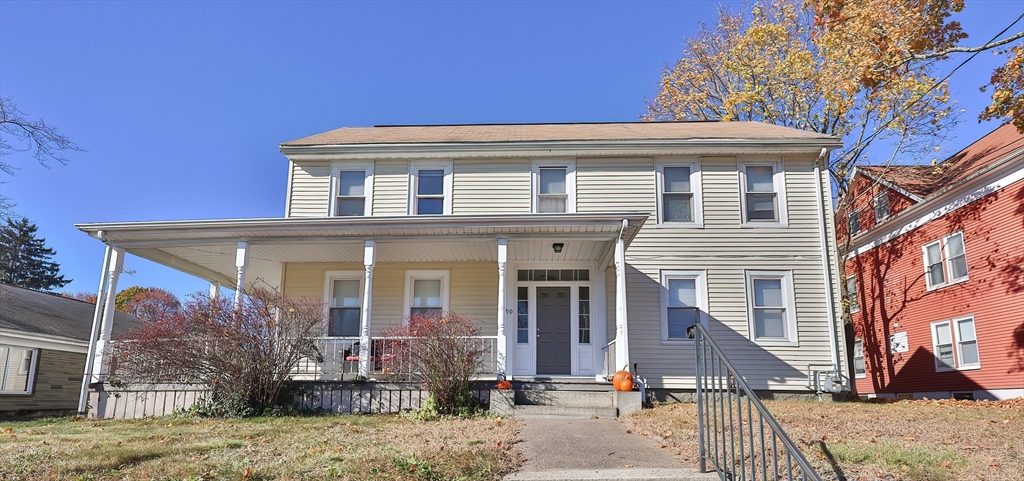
[744,270,798,346]
[531,159,576,214]
[408,161,453,215]
[954,315,981,370]
[402,270,451,321]
[846,274,860,314]
[848,209,862,236]
[0,345,39,395]
[923,231,970,291]
[853,338,866,379]
[329,162,374,217]
[659,270,708,344]
[931,320,956,372]
[655,159,703,228]
[873,191,890,222]
[738,158,788,227]
[322,270,364,338]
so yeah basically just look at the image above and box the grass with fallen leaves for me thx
[0,414,522,481]
[623,398,1023,481]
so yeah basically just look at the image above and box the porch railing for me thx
[293,336,499,381]
[292,337,361,381]
[693,324,822,481]
[601,339,617,379]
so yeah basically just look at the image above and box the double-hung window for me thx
[848,210,861,236]
[404,270,450,319]
[853,338,866,378]
[846,275,859,314]
[923,232,969,290]
[532,160,575,213]
[739,159,787,225]
[409,162,452,215]
[660,270,707,342]
[0,345,38,394]
[324,272,363,337]
[657,160,702,226]
[330,163,373,217]
[745,271,797,345]
[931,316,980,371]
[874,192,890,222]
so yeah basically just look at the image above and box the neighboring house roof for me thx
[0,283,142,342]
[857,123,1024,198]
[281,121,839,146]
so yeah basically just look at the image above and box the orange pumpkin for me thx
[613,370,634,391]
[497,380,512,390]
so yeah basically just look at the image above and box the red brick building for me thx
[841,124,1024,400]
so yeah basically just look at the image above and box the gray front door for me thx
[536,287,571,374]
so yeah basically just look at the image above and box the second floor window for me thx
[335,171,366,216]
[409,163,452,215]
[739,159,786,225]
[848,210,861,235]
[874,192,890,222]
[923,232,969,290]
[657,160,702,226]
[538,167,567,213]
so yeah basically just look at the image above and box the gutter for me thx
[813,148,847,391]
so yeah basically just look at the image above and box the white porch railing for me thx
[292,337,362,381]
[601,339,617,379]
[293,336,499,381]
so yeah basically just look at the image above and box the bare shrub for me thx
[380,312,484,416]
[111,288,323,415]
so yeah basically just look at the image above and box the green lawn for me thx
[623,398,1024,481]
[0,414,522,481]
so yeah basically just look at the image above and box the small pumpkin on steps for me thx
[613,368,634,391]
[497,380,512,390]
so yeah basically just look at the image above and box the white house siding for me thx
[287,161,331,217]
[283,261,498,335]
[575,155,838,390]
[453,158,531,214]
[372,160,410,216]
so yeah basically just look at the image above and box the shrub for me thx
[111,288,324,416]
[381,312,484,416]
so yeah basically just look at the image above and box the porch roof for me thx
[76,213,648,289]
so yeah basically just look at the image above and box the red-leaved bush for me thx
[380,312,484,415]
[110,288,323,415]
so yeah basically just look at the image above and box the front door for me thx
[536,287,571,374]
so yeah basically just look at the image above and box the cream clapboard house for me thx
[78,122,846,394]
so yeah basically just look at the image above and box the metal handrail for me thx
[693,323,822,481]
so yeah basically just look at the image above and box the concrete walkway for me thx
[504,418,716,481]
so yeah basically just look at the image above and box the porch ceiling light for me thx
[552,243,564,253]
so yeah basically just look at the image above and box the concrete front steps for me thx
[505,468,718,481]
[490,377,642,419]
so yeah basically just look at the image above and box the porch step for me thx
[505,468,718,480]
[507,405,619,419]
[515,390,615,408]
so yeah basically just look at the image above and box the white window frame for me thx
[329,162,374,217]
[660,270,708,344]
[848,209,861,236]
[954,315,981,370]
[0,345,39,395]
[738,158,788,227]
[408,161,453,215]
[655,159,703,227]
[531,159,576,214]
[846,274,860,314]
[403,270,451,321]
[931,320,956,372]
[744,270,798,346]
[853,338,866,379]
[874,192,890,222]
[322,271,364,338]
[923,231,970,291]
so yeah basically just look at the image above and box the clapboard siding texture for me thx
[373,160,410,216]
[453,158,531,214]
[287,162,331,217]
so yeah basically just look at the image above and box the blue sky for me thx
[0,0,1019,299]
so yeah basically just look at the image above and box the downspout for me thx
[78,232,110,416]
[813,148,846,391]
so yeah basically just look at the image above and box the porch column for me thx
[234,241,249,309]
[209,281,220,300]
[92,246,125,382]
[77,244,113,415]
[359,240,375,378]
[496,238,508,377]
[614,230,630,371]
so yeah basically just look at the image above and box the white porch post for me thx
[234,241,249,309]
[77,244,113,415]
[614,229,630,372]
[359,240,375,378]
[209,281,220,300]
[496,238,508,377]
[92,246,125,382]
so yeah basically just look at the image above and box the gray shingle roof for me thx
[0,283,142,341]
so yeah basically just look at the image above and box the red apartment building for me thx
[842,123,1024,400]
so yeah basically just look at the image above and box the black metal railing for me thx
[693,324,822,481]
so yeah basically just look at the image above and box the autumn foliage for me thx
[111,288,323,416]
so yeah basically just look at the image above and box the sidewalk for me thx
[504,418,716,481]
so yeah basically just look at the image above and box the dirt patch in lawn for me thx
[0,414,522,480]
[623,398,1023,481]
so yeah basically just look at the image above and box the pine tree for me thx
[0,216,71,291]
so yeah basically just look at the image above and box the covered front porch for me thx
[77,214,646,384]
